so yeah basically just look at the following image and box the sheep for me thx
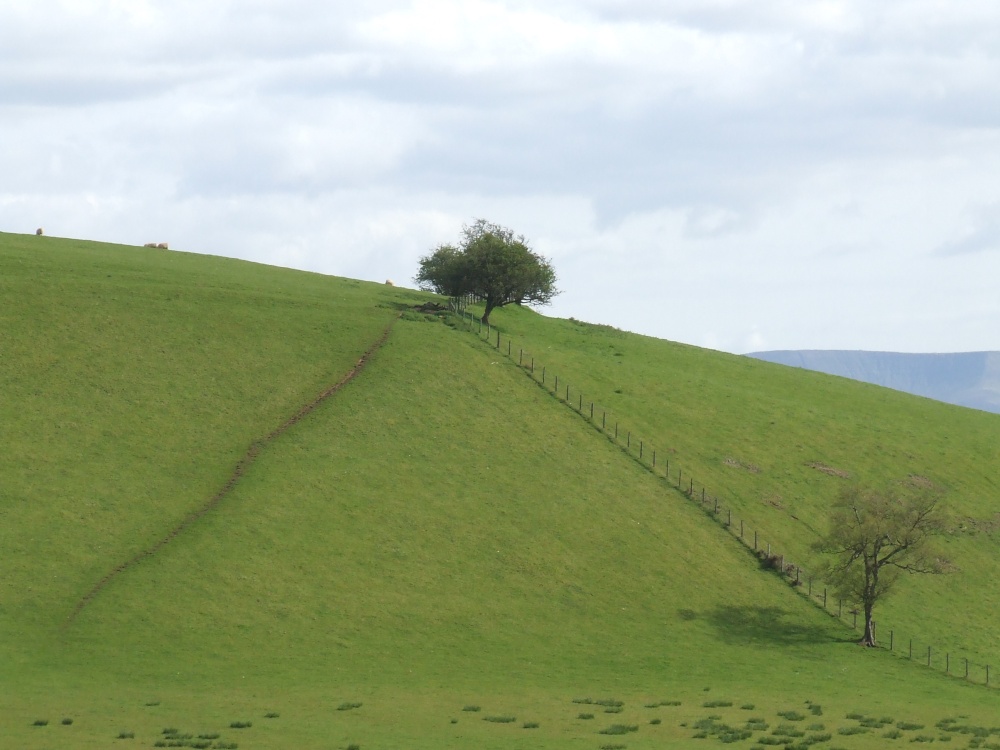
[156,242,169,249]
[143,243,157,248]
[35,228,43,236]
[385,279,395,286]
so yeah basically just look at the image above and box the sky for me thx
[2,0,999,354]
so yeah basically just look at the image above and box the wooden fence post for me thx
[823,588,827,608]
[927,646,931,667]
[602,412,606,429]
[519,349,523,365]
[889,630,893,651]
[754,531,758,550]
[531,357,534,373]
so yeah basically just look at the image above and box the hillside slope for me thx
[747,349,1000,413]
[474,305,1000,668]
[4,232,1000,748]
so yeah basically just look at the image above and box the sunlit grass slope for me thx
[481,303,1000,667]
[3,232,1000,749]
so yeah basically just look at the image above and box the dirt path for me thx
[65,314,400,627]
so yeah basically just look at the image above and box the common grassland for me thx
[3,232,1000,748]
[477,303,1000,668]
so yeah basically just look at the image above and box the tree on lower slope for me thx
[414,219,558,324]
[813,482,946,647]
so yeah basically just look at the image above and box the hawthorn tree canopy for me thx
[414,219,558,324]
[813,482,946,647]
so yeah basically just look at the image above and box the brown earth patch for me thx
[806,461,850,478]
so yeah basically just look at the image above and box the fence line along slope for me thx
[457,302,1000,667]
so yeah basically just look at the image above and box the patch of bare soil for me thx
[806,461,850,478]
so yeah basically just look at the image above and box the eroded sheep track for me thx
[65,314,400,626]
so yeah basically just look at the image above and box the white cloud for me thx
[2,0,1000,353]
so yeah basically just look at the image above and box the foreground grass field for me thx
[3,232,1000,748]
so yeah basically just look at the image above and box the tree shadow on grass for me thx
[689,605,852,647]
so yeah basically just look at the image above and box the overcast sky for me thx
[3,0,999,353]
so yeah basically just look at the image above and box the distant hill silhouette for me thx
[746,350,1000,414]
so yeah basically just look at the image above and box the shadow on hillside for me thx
[696,605,843,647]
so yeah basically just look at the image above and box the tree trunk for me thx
[861,605,877,647]
[481,301,496,325]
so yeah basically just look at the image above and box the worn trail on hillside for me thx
[65,314,401,626]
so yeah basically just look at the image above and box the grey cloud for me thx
[937,207,1000,256]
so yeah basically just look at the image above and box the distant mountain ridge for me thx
[746,350,1000,414]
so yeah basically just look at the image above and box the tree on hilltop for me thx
[813,481,947,647]
[414,219,558,324]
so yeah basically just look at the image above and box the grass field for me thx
[4,231,1000,748]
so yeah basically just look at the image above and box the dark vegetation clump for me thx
[599,724,638,735]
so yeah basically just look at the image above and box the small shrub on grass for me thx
[807,733,833,743]
[911,735,936,743]
[61,717,73,725]
[600,745,626,750]
[756,738,784,746]
[807,723,825,731]
[230,721,252,729]
[483,715,516,723]
[884,730,904,739]
[573,698,594,704]
[704,700,734,708]
[347,744,360,750]
[264,712,279,718]
[197,733,220,739]
[523,721,539,729]
[117,731,135,739]
[595,699,624,708]
[898,722,925,731]
[772,724,805,737]
[215,744,238,750]
[809,704,823,716]
[938,735,952,742]
[32,719,49,726]
[163,728,179,735]
[650,718,661,725]
[145,701,160,706]
[777,711,806,721]
[741,703,756,710]
[745,719,769,731]
[599,724,639,735]
[604,706,624,713]
[337,702,362,711]
[845,712,864,720]
[838,726,869,735]
[579,713,595,720]
[462,705,481,712]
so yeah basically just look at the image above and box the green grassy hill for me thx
[481,307,1000,668]
[3,231,1000,749]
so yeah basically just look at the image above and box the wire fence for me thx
[448,300,998,689]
